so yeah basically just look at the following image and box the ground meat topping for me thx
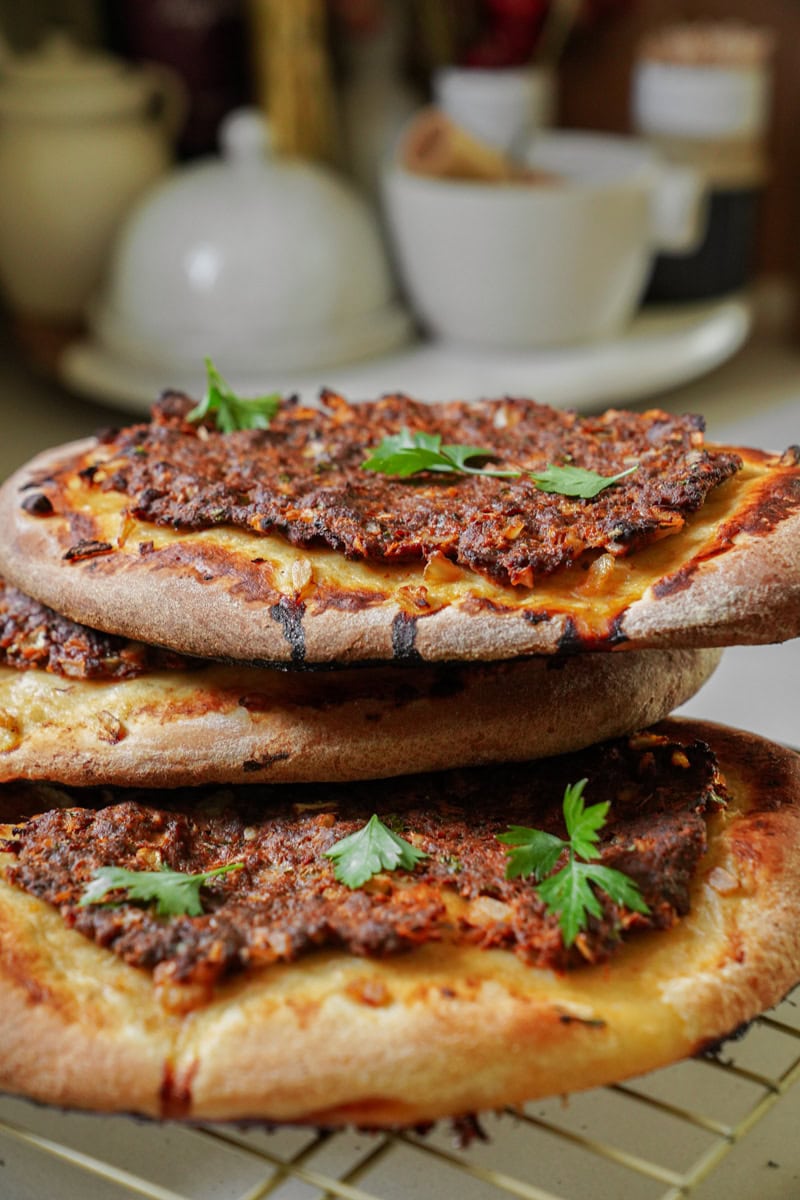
[0,578,193,680]
[3,733,726,992]
[47,393,741,587]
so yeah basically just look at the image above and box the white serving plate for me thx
[59,295,751,415]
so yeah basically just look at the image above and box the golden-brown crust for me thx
[0,719,799,1124]
[0,869,174,1117]
[0,648,720,785]
[1,440,799,664]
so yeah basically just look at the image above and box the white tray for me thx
[59,297,751,415]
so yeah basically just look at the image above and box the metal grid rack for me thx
[1,989,798,1200]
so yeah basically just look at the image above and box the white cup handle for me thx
[649,162,708,253]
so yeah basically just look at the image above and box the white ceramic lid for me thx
[632,60,771,140]
[91,109,410,373]
[632,23,773,140]
[0,31,154,120]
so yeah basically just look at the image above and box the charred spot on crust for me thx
[312,587,389,613]
[63,539,114,562]
[392,612,422,662]
[159,1060,196,1119]
[726,473,800,536]
[20,492,54,517]
[242,752,292,772]
[696,1019,754,1059]
[450,1114,489,1148]
[556,614,628,652]
[608,615,629,646]
[269,597,306,664]
[556,618,583,655]
[652,566,698,599]
[557,1012,607,1028]
[522,610,551,626]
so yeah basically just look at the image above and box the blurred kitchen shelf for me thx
[58,296,751,415]
[1,986,798,1200]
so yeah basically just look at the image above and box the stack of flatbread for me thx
[0,385,799,1127]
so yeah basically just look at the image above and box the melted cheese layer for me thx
[73,458,770,635]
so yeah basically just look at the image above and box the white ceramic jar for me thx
[632,23,773,142]
[0,31,183,322]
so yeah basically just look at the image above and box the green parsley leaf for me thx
[324,813,427,889]
[498,781,649,947]
[562,778,608,861]
[496,825,565,881]
[187,358,281,433]
[362,429,637,497]
[362,428,517,479]
[536,859,605,948]
[528,463,638,499]
[78,861,244,918]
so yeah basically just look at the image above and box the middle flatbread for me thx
[0,582,719,786]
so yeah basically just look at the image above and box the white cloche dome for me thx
[91,109,410,373]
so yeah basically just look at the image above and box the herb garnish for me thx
[362,428,517,479]
[362,428,637,497]
[187,358,281,433]
[324,813,427,889]
[79,861,244,918]
[527,462,638,498]
[497,780,649,947]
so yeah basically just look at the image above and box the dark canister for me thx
[632,23,773,302]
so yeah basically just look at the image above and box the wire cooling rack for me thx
[1,989,798,1200]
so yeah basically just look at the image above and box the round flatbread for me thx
[0,579,720,783]
[1,719,798,1125]
[1,397,798,666]
[0,648,721,786]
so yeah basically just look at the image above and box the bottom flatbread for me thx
[1,718,799,1125]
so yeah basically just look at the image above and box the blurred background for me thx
[0,0,797,410]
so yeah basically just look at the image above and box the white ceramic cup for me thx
[382,130,707,349]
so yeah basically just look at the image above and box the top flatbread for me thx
[1,395,799,664]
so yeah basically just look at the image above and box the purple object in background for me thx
[104,0,249,158]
